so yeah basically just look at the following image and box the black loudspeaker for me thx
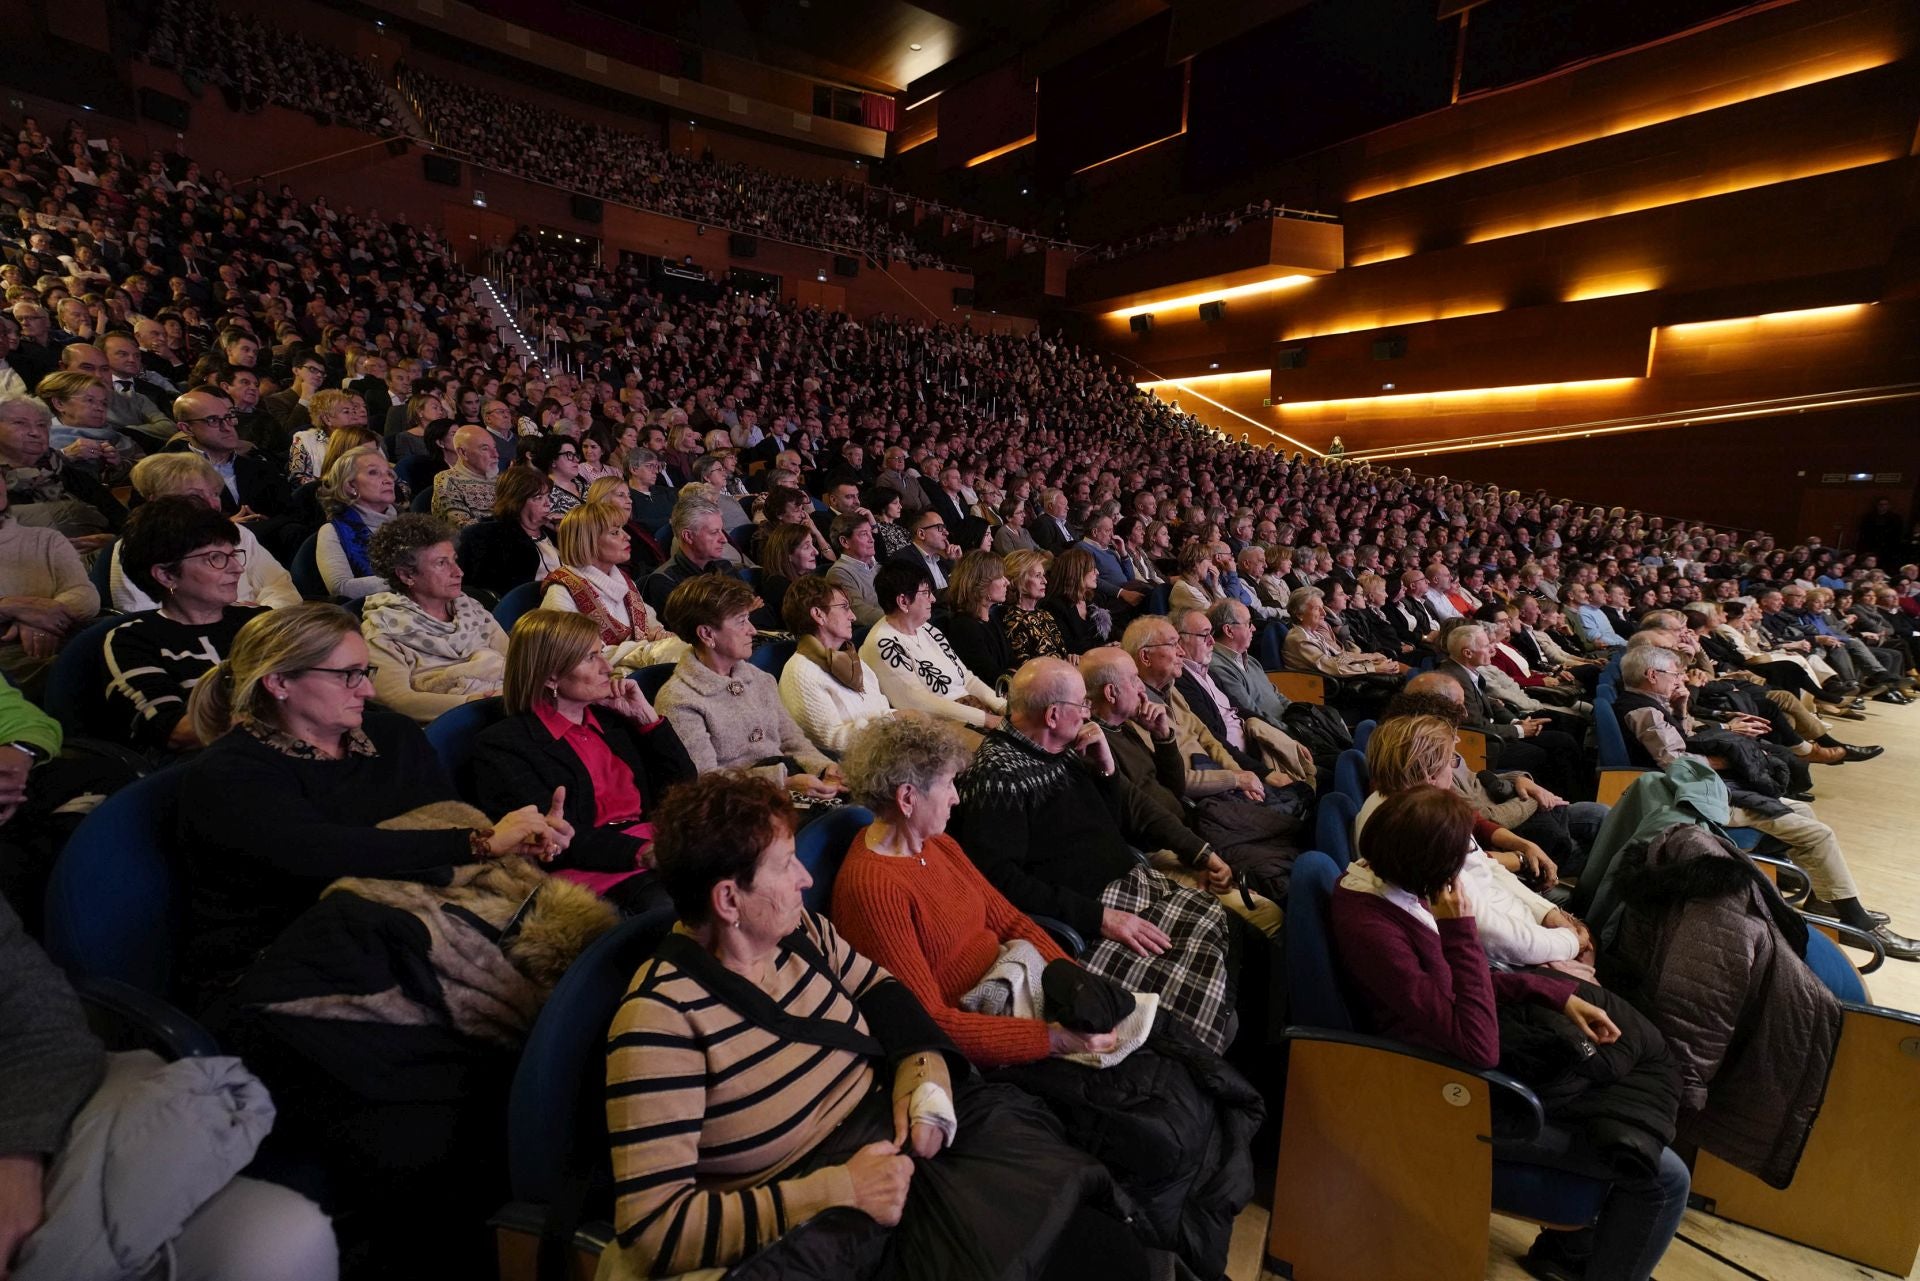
[1276,346,1307,370]
[1372,337,1407,360]
[1198,300,1225,323]
[729,233,758,258]
[138,87,190,130]
[1129,313,1154,336]
[952,287,976,307]
[570,195,604,223]
[833,255,859,278]
[423,154,461,185]
[385,138,411,157]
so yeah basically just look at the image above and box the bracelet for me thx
[468,826,497,859]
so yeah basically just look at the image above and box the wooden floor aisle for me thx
[1228,696,1920,1281]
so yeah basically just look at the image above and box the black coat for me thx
[457,518,545,600]
[470,709,696,873]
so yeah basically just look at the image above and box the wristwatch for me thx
[4,741,48,766]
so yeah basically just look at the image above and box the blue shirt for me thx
[1572,604,1627,647]
[1076,539,1132,596]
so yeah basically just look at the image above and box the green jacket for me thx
[0,678,60,760]
[1571,756,1729,935]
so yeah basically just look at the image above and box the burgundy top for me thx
[1330,884,1576,1069]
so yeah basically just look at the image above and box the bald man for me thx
[87,337,174,441]
[431,425,499,528]
[163,388,288,521]
[951,657,1243,1053]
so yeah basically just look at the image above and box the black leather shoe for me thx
[1804,895,1889,926]
[1873,689,1912,705]
[1839,743,1885,762]
[1870,925,1920,962]
[1786,789,1817,802]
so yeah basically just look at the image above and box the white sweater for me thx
[1355,790,1577,966]
[778,652,894,756]
[859,619,1005,730]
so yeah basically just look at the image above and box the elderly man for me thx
[1611,645,1916,958]
[1564,581,1629,652]
[1125,614,1313,792]
[1085,645,1299,905]
[1767,585,1908,702]
[1077,513,1145,608]
[1032,487,1076,553]
[97,333,174,444]
[478,397,517,467]
[1389,567,1441,652]
[1206,598,1291,730]
[1422,564,1478,621]
[431,425,499,528]
[824,509,883,627]
[164,388,286,523]
[950,657,1241,1052]
[642,492,735,615]
[1438,622,1588,801]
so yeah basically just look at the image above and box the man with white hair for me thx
[1612,643,1915,958]
[951,657,1241,1052]
[1438,622,1586,800]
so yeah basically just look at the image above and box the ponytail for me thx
[185,659,236,747]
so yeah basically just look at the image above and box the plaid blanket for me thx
[1088,866,1235,1053]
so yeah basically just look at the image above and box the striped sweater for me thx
[604,912,935,1276]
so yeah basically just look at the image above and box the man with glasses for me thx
[951,657,1243,1053]
[1206,598,1293,732]
[165,388,287,525]
[261,350,329,457]
[891,507,951,592]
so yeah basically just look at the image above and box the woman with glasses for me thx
[111,453,301,612]
[531,435,587,524]
[778,575,894,756]
[861,559,1006,739]
[287,389,368,488]
[175,602,572,1010]
[358,514,509,724]
[102,496,269,752]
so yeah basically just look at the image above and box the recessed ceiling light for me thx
[909,43,922,51]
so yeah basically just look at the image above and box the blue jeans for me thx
[1499,1128,1691,1281]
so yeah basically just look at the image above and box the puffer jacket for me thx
[1600,822,1842,1188]
[15,1050,275,1281]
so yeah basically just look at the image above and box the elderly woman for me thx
[1334,785,1686,1281]
[778,575,894,757]
[657,573,844,799]
[471,609,695,915]
[358,513,509,723]
[750,520,818,631]
[529,434,587,524]
[111,453,300,612]
[832,714,1111,1067]
[455,464,560,600]
[597,769,1141,1281]
[175,602,569,1006]
[1042,546,1109,655]
[939,550,1013,686]
[101,496,269,752]
[287,389,366,487]
[1283,585,1406,717]
[0,475,97,691]
[40,370,136,476]
[541,499,680,669]
[0,390,123,543]
[625,446,676,531]
[861,560,1006,736]
[315,443,400,600]
[1001,548,1067,667]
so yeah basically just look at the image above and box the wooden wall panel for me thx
[1068,218,1344,309]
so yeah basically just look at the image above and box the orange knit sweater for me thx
[831,828,1069,1067]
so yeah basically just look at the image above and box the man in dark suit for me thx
[260,350,329,458]
[812,476,864,544]
[1032,486,1076,553]
[889,506,952,592]
[1428,627,1586,801]
[167,388,290,522]
[918,461,970,532]
[1389,569,1440,653]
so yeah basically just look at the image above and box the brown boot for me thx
[1803,743,1846,765]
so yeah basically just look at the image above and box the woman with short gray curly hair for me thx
[830,713,1119,1068]
[358,511,508,723]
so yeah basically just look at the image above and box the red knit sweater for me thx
[831,828,1068,1067]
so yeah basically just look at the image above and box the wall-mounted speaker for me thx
[729,233,758,258]
[952,287,976,307]
[1198,300,1225,323]
[423,154,461,186]
[833,255,859,278]
[1129,313,1154,336]
[137,87,190,131]
[1276,346,1307,370]
[1372,337,1407,360]
[570,195,604,223]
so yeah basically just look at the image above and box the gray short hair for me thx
[841,713,968,812]
[1621,645,1679,687]
[1206,598,1247,631]
[1286,586,1324,621]
[0,392,51,430]
[670,491,721,535]
[1445,623,1486,661]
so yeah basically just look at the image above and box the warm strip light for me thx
[1136,368,1271,390]
[1277,377,1638,411]
[1144,381,1324,457]
[1564,280,1657,302]
[1464,150,1901,244]
[1073,128,1186,176]
[1108,274,1312,320]
[893,130,936,155]
[1660,303,1869,336]
[1347,53,1895,202]
[965,133,1036,168]
[1280,303,1503,341]
[904,90,943,111]
[1348,246,1412,267]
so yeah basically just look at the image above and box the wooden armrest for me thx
[1268,671,1326,704]
[1456,728,1488,773]
[1595,767,1647,807]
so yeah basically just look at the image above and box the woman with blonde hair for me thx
[315,443,400,600]
[176,601,570,1004]
[287,389,367,487]
[941,549,1013,685]
[539,499,679,669]
[110,453,300,611]
[1001,548,1067,668]
[472,609,695,914]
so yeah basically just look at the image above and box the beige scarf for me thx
[797,633,865,694]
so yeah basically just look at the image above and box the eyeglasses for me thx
[556,450,578,459]
[298,664,380,689]
[177,548,247,571]
[1050,698,1092,713]
[181,411,237,427]
[1179,628,1215,640]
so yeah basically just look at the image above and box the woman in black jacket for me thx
[472,608,695,915]
[938,549,1014,685]
[455,464,559,601]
